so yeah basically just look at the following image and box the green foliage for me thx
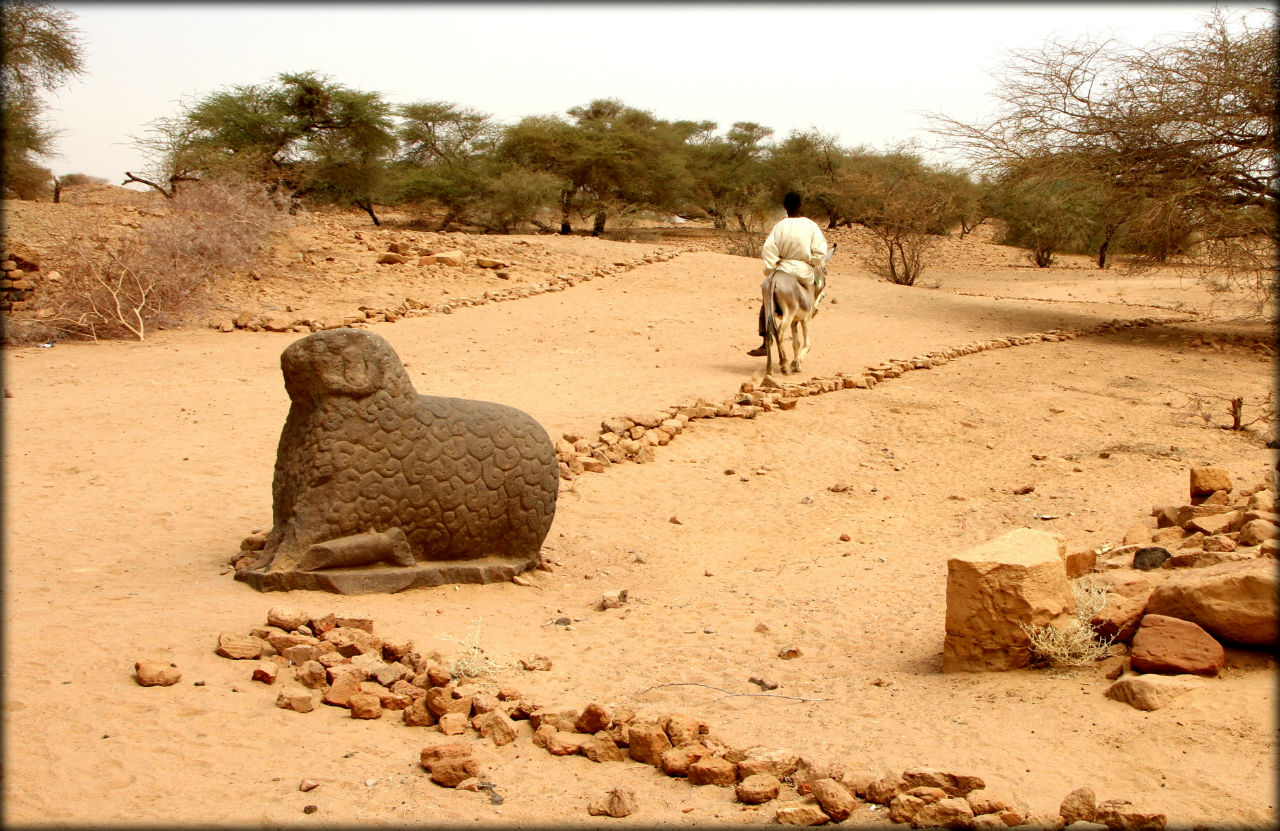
[1,2,84,199]
[988,169,1100,267]
[684,121,773,229]
[157,72,395,218]
[472,168,561,233]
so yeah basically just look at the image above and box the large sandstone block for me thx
[943,529,1075,672]
[1144,559,1278,645]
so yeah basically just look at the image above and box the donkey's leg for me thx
[794,318,811,370]
[777,310,793,374]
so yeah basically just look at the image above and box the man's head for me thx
[783,191,803,217]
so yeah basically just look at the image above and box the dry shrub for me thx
[40,178,285,340]
[1019,578,1114,668]
[436,619,513,679]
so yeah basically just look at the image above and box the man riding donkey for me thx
[748,191,832,365]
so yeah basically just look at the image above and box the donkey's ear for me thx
[823,243,837,265]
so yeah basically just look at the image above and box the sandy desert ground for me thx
[2,191,1276,828]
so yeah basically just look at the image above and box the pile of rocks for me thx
[211,243,687,333]
[212,607,551,724]
[1098,467,1278,570]
[944,467,1277,710]
[554,317,1179,481]
[195,608,1168,826]
[1180,332,1276,357]
[0,252,44,313]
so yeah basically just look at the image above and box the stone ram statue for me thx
[236,328,558,594]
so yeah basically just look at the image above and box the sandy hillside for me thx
[2,189,1276,827]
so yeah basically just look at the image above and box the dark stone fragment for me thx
[1133,546,1172,571]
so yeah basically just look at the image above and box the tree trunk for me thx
[1097,238,1110,269]
[559,192,572,235]
[53,180,62,203]
[592,210,607,237]
[355,199,381,226]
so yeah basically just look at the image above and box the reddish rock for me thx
[275,683,315,713]
[420,743,478,787]
[1189,468,1232,499]
[1129,615,1224,675]
[1065,549,1096,578]
[322,672,362,707]
[134,661,182,687]
[901,767,984,796]
[402,698,435,727]
[661,745,709,776]
[545,730,587,756]
[251,661,280,684]
[688,755,737,786]
[889,793,926,823]
[943,528,1075,672]
[216,632,265,660]
[1186,512,1240,537]
[627,722,672,765]
[575,702,612,734]
[1090,593,1146,643]
[865,773,907,805]
[662,713,703,746]
[322,627,382,657]
[914,797,974,828]
[1096,799,1166,830]
[587,787,637,818]
[810,778,856,821]
[295,660,327,689]
[736,773,781,804]
[776,801,830,825]
[1088,571,1153,604]
[1059,786,1097,824]
[267,606,311,631]
[1145,559,1278,644]
[474,711,518,746]
[1105,674,1204,710]
[966,788,1028,825]
[582,734,627,762]
[1239,518,1279,546]
[437,712,468,735]
[348,692,383,719]
[739,752,800,780]
[1202,534,1238,553]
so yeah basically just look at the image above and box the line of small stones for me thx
[554,315,1191,482]
[219,247,693,333]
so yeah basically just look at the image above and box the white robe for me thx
[761,216,828,287]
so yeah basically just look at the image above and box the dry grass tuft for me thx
[1020,578,1114,668]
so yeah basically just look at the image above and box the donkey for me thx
[761,243,836,376]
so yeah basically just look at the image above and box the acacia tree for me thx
[497,99,693,235]
[141,72,395,220]
[761,129,852,227]
[1,3,85,198]
[391,101,500,228]
[564,99,693,235]
[928,9,1277,298]
[683,121,773,229]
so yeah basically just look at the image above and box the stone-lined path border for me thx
[553,315,1192,483]
[214,247,692,333]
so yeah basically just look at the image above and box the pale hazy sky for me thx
[40,2,1268,184]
